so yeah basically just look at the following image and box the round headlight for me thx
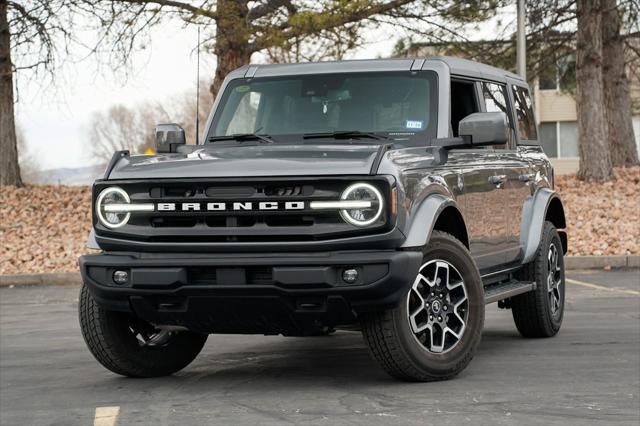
[340,183,384,226]
[96,187,130,228]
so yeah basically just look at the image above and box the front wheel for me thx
[78,285,208,377]
[361,231,484,381]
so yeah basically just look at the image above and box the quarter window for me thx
[511,86,538,141]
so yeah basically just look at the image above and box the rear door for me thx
[497,80,540,264]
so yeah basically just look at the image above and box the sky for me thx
[14,8,516,171]
[16,21,221,170]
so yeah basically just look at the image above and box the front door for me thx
[450,149,510,272]
[448,78,510,273]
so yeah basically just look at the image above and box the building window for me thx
[537,121,579,158]
[559,122,578,157]
[538,54,576,92]
[538,123,558,157]
[538,67,557,90]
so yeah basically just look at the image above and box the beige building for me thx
[532,52,640,173]
[533,67,640,160]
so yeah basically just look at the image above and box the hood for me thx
[107,144,382,180]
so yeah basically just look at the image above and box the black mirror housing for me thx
[458,112,509,146]
[155,123,186,153]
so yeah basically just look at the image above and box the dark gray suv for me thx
[78,56,567,381]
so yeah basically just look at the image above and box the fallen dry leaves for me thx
[1,185,92,275]
[1,167,638,275]
[555,166,640,257]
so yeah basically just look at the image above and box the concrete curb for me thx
[0,272,82,288]
[1,256,638,288]
[564,255,640,270]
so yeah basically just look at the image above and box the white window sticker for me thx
[405,120,423,130]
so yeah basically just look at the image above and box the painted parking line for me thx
[566,278,639,296]
[94,406,120,426]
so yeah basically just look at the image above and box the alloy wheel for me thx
[547,243,563,317]
[406,259,469,354]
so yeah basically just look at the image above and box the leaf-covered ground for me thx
[1,167,638,275]
[555,167,640,257]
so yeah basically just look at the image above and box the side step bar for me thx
[484,280,536,304]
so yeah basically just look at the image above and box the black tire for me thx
[78,285,208,377]
[361,231,484,382]
[511,221,565,338]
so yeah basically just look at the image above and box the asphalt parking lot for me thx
[1,269,638,426]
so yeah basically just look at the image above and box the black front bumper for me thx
[79,250,422,335]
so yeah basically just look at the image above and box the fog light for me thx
[113,270,129,285]
[342,268,359,284]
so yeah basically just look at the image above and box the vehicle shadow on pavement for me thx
[105,328,529,388]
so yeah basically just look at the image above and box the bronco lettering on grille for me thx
[156,201,305,212]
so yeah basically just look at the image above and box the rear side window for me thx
[511,86,537,141]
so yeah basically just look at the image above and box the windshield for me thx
[208,71,438,145]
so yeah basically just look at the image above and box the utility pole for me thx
[516,0,526,79]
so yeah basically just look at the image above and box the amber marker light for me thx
[391,187,397,216]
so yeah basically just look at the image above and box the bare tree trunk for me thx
[0,0,22,186]
[209,0,253,98]
[602,0,638,166]
[576,0,613,182]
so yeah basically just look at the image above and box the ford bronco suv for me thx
[79,57,567,382]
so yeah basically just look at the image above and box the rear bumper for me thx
[79,250,422,335]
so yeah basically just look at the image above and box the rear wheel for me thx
[79,285,207,377]
[361,231,484,381]
[511,221,565,337]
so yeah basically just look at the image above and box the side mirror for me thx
[155,123,186,153]
[458,112,508,146]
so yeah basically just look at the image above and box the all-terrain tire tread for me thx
[361,231,480,382]
[361,310,456,382]
[79,285,207,377]
[79,285,135,376]
[511,221,562,338]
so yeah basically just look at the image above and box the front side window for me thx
[511,86,538,141]
[209,71,438,145]
[482,83,508,114]
[482,82,515,149]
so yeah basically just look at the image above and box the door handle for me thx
[488,175,507,185]
[518,173,535,183]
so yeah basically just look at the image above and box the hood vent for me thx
[265,185,311,197]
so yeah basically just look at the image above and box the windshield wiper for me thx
[302,131,388,141]
[208,133,274,144]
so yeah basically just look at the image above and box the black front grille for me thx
[189,267,274,285]
[93,177,392,243]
